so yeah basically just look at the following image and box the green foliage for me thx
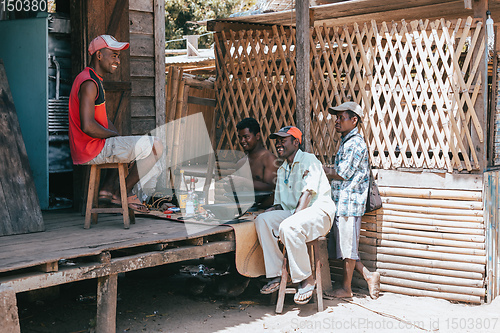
[165,0,256,49]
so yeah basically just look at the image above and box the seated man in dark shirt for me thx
[225,118,278,208]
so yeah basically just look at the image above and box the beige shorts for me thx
[84,135,154,165]
[332,215,362,260]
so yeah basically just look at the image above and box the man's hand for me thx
[323,165,344,181]
[265,204,282,212]
[294,190,312,213]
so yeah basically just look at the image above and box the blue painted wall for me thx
[0,16,49,209]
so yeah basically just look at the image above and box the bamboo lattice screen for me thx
[215,17,485,172]
[215,26,297,159]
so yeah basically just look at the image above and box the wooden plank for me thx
[131,78,155,97]
[0,211,233,273]
[131,118,157,134]
[0,240,235,293]
[0,286,20,333]
[376,253,485,273]
[381,196,483,210]
[106,0,128,36]
[472,0,488,171]
[378,186,482,201]
[39,262,58,273]
[378,269,484,288]
[296,0,311,152]
[154,0,166,128]
[0,61,44,236]
[187,95,217,107]
[377,169,483,190]
[130,34,155,57]
[376,261,484,280]
[129,11,154,34]
[129,0,153,12]
[381,284,481,303]
[376,246,486,265]
[131,97,155,117]
[131,58,155,77]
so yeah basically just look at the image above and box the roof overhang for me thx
[208,0,500,31]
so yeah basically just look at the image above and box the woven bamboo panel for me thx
[366,186,486,303]
[214,26,297,160]
[312,17,485,170]
[215,17,484,172]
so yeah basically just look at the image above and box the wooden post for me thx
[0,286,20,333]
[296,0,311,152]
[464,0,473,9]
[472,0,488,171]
[96,274,118,333]
[154,0,166,128]
[317,237,333,293]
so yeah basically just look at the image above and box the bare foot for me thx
[324,287,353,299]
[367,271,380,299]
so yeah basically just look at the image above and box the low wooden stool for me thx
[84,163,135,229]
[275,236,327,313]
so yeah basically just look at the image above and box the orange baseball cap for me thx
[270,126,302,144]
[88,35,129,55]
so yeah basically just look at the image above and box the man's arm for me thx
[323,165,344,181]
[79,81,119,138]
[294,190,312,213]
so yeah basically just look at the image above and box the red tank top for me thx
[68,67,108,164]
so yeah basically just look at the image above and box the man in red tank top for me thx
[69,35,163,213]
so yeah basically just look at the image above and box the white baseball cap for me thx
[88,35,129,55]
[328,102,364,122]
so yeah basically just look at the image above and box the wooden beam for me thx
[188,95,217,107]
[154,0,166,128]
[39,261,58,273]
[0,241,235,294]
[96,274,118,333]
[296,0,312,152]
[207,20,276,32]
[0,286,20,333]
[106,0,128,36]
[473,0,488,171]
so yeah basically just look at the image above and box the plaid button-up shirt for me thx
[331,127,370,217]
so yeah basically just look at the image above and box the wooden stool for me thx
[275,236,327,313]
[84,163,135,229]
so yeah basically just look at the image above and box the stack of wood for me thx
[165,66,217,196]
[371,186,485,303]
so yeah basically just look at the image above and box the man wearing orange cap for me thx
[68,35,163,212]
[255,126,335,305]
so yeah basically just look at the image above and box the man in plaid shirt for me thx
[323,102,380,299]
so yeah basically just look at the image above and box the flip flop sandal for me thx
[260,277,281,294]
[294,283,315,305]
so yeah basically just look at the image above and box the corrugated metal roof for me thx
[165,48,214,65]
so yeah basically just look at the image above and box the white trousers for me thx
[255,207,332,283]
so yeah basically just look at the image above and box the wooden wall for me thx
[129,0,165,135]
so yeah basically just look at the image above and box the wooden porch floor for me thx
[0,209,235,293]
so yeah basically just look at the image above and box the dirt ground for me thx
[17,260,500,333]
